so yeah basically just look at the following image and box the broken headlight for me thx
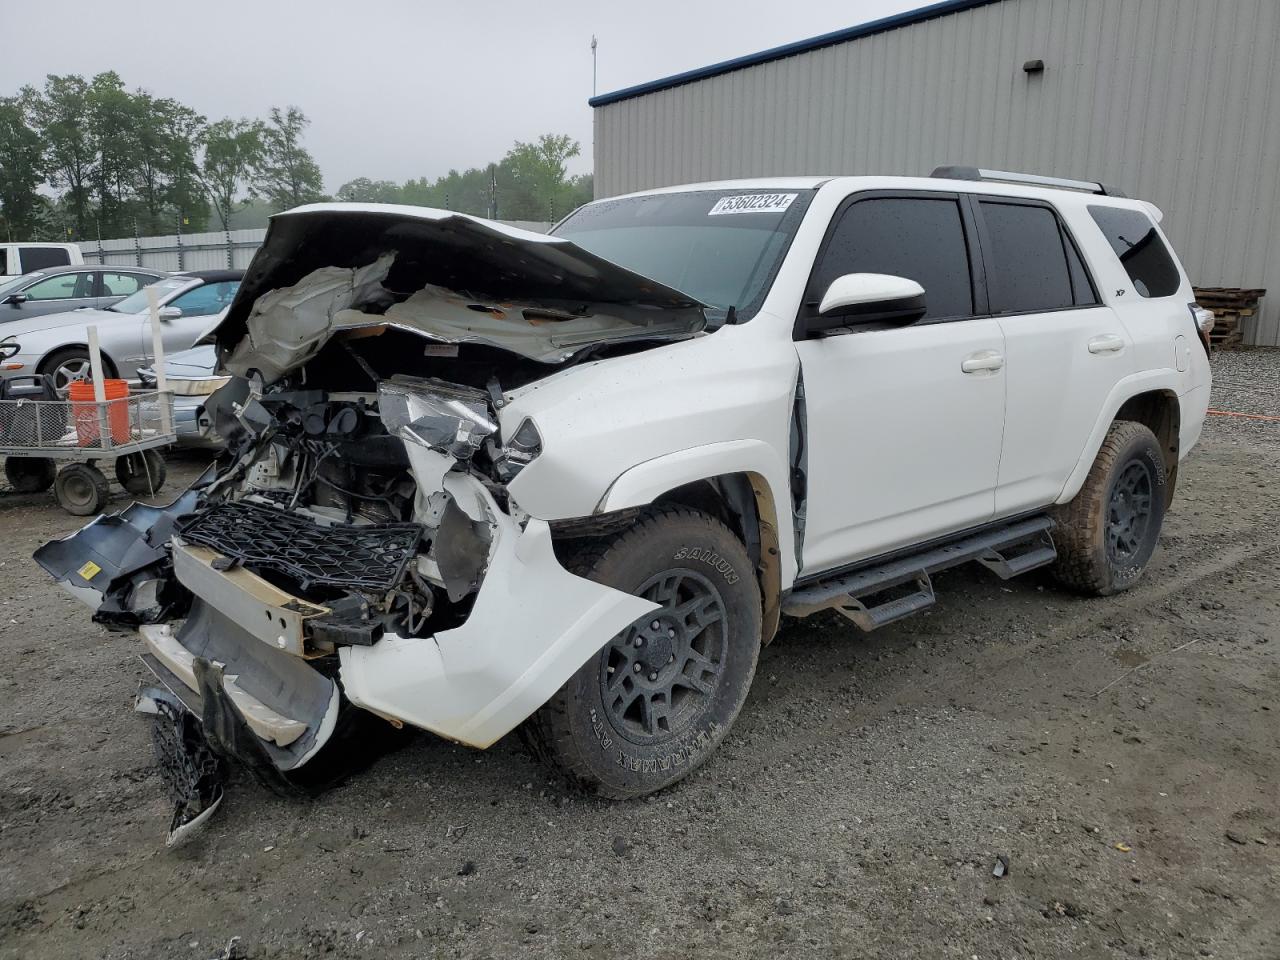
[378,375,497,459]
[493,417,543,481]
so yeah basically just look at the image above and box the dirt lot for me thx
[1,351,1277,960]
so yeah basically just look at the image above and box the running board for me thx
[783,515,1056,631]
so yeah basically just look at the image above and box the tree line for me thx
[0,72,592,243]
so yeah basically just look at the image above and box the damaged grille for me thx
[176,501,424,591]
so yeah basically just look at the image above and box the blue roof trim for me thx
[589,0,1002,107]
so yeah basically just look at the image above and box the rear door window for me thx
[1088,205,1180,298]
[812,196,975,321]
[20,247,72,271]
[101,272,148,297]
[978,200,1086,313]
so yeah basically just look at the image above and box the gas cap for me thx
[1174,335,1189,372]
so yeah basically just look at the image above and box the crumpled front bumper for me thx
[37,473,657,771]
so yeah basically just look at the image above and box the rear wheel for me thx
[1051,421,1168,596]
[54,463,110,516]
[521,506,761,798]
[116,449,166,496]
[4,457,56,493]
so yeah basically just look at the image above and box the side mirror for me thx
[4,293,28,305]
[157,305,182,322]
[802,273,927,336]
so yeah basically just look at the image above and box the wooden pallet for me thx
[1194,287,1266,349]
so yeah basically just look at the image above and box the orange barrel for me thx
[70,379,131,446]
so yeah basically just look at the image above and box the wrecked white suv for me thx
[38,168,1212,834]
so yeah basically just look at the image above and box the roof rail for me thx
[931,165,1127,198]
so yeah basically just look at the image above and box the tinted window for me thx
[20,247,72,270]
[979,201,1076,313]
[25,273,91,300]
[169,280,240,317]
[1088,205,1180,298]
[814,197,973,320]
[1064,233,1098,306]
[0,250,9,275]
[101,272,148,297]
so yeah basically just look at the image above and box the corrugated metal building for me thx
[590,0,1280,344]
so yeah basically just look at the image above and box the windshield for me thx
[552,188,814,321]
[0,273,40,296]
[109,277,191,313]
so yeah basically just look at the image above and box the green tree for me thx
[199,118,264,231]
[335,177,402,203]
[25,74,96,238]
[133,94,207,234]
[253,106,325,210]
[498,133,587,220]
[0,96,45,240]
[86,72,138,237]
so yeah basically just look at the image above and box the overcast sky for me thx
[0,0,920,191]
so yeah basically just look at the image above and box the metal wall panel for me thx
[77,222,552,274]
[593,0,1280,344]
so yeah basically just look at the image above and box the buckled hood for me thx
[209,204,707,372]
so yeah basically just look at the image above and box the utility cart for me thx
[1,314,177,515]
[0,379,176,515]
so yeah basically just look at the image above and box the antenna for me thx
[591,35,598,97]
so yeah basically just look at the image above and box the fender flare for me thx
[1057,369,1182,504]
[595,439,796,635]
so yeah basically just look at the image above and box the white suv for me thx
[38,169,1212,828]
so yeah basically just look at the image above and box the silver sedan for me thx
[0,270,242,395]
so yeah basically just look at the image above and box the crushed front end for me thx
[34,208,703,838]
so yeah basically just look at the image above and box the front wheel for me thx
[1051,421,1169,596]
[521,506,761,798]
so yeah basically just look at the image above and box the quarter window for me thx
[1088,205,1180,298]
[813,197,974,320]
[978,201,1080,313]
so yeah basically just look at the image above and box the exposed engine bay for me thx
[35,208,703,840]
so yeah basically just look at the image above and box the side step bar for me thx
[782,515,1056,631]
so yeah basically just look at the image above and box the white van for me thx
[0,243,85,282]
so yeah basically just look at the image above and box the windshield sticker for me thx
[708,193,798,216]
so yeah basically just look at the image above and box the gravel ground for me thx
[1,350,1278,960]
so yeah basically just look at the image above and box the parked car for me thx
[0,266,168,321]
[37,176,1211,836]
[0,242,84,282]
[0,270,242,395]
[137,344,226,448]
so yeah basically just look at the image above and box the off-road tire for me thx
[54,462,111,516]
[1051,421,1168,596]
[521,505,761,799]
[4,457,56,493]
[116,449,167,496]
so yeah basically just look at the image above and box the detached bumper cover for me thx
[340,517,658,747]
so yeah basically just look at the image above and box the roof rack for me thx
[931,165,1127,198]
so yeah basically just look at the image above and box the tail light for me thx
[1189,303,1214,355]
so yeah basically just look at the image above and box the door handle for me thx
[961,350,1005,374]
[1088,334,1125,354]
